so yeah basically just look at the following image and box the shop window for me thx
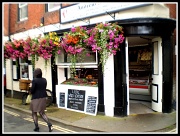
[47,3,61,12]
[12,59,19,80]
[56,48,98,66]
[75,68,98,79]
[18,3,28,21]
[19,58,29,79]
[19,58,33,80]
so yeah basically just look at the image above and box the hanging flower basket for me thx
[61,26,89,78]
[19,79,32,90]
[84,22,125,74]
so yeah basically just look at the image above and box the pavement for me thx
[3,95,177,134]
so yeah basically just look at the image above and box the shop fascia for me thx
[60,2,151,24]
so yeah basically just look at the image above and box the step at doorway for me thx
[130,100,156,115]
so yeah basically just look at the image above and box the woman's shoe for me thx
[48,124,53,132]
[33,127,39,132]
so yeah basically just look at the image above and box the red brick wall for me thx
[62,3,74,7]
[9,4,45,34]
[3,4,9,36]
[7,3,74,35]
[44,10,59,25]
[5,3,177,38]
[165,4,176,19]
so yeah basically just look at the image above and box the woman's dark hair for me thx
[33,68,42,78]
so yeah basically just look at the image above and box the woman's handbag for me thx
[26,94,32,104]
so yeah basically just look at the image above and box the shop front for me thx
[4,3,176,118]
[53,3,176,117]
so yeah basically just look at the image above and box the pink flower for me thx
[71,27,76,32]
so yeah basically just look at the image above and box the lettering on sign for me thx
[86,96,97,114]
[59,92,65,107]
[67,89,85,111]
[60,3,151,23]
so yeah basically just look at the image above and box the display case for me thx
[129,65,152,101]
[129,76,150,95]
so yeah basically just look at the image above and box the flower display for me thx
[84,22,125,73]
[61,26,89,55]
[61,26,89,78]
[37,32,61,68]
[4,39,28,60]
[4,32,61,69]
[4,22,125,74]
[4,42,15,59]
[23,36,40,68]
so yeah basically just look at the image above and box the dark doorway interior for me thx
[128,36,155,115]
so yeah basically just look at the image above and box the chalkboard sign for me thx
[86,96,97,114]
[67,89,85,111]
[59,92,65,107]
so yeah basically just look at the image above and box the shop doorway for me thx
[127,36,159,115]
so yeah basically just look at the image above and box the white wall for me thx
[103,55,115,117]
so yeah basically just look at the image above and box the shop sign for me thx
[59,92,65,107]
[67,89,85,111]
[60,3,150,23]
[86,96,97,115]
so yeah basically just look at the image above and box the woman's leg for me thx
[32,112,39,132]
[39,110,53,132]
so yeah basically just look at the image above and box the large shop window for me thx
[57,49,98,67]
[57,49,98,82]
[18,3,28,21]
[47,3,61,12]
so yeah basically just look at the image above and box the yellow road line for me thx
[4,109,20,117]
[23,118,77,133]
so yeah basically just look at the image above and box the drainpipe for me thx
[8,4,13,98]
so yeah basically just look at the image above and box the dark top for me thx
[30,77,47,100]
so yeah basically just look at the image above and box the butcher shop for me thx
[54,3,176,117]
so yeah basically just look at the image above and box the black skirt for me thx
[30,97,46,112]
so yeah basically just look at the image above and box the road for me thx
[3,106,177,134]
[3,107,98,133]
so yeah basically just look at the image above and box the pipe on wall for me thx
[8,4,14,98]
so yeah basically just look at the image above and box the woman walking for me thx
[29,68,53,132]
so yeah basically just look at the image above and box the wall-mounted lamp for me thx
[40,17,44,27]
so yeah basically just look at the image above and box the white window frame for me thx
[48,3,61,12]
[56,49,98,68]
[19,3,28,21]
[19,58,29,79]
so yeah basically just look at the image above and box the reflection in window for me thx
[75,68,98,79]
[21,65,29,78]
[20,58,29,79]
[57,49,97,65]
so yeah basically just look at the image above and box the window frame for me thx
[19,58,29,79]
[48,3,61,12]
[56,49,98,67]
[18,3,28,21]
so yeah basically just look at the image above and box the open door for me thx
[151,37,162,112]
